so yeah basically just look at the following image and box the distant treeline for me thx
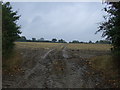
[69,40,111,44]
[17,36,67,43]
[17,36,111,44]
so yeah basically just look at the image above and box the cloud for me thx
[11,2,106,42]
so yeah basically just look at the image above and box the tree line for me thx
[17,37,67,43]
[69,40,111,44]
[17,36,111,44]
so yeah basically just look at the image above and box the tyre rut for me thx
[5,44,112,88]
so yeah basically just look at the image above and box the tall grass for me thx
[2,47,23,74]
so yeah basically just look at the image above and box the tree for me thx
[95,40,111,44]
[71,40,79,43]
[89,40,92,44]
[32,38,36,42]
[96,1,120,50]
[39,38,44,41]
[58,39,66,43]
[52,38,57,42]
[2,2,21,58]
[17,36,26,42]
[95,41,99,43]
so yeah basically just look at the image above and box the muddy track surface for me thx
[3,44,112,88]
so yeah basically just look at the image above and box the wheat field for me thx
[67,43,112,51]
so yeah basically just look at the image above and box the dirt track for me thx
[3,44,112,88]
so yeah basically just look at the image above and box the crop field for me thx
[15,42,112,52]
[3,42,120,88]
[66,43,119,81]
[67,43,112,51]
[3,42,63,72]
[5,42,114,74]
[15,42,63,49]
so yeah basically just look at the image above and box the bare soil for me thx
[2,44,115,88]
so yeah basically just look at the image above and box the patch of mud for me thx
[2,44,114,88]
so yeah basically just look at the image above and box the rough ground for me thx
[2,44,113,88]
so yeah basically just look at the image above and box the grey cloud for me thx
[11,2,106,42]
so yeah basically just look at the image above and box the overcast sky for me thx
[11,2,106,42]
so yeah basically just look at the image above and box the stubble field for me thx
[2,42,119,88]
